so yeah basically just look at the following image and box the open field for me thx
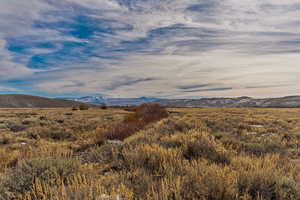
[1,106,300,199]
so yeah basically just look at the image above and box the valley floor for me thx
[1,107,300,199]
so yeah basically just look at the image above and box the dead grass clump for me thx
[124,117,206,147]
[0,134,14,145]
[123,144,184,177]
[179,161,238,200]
[18,174,134,200]
[160,130,233,164]
[232,155,300,200]
[0,149,21,173]
[145,155,300,200]
[152,117,202,135]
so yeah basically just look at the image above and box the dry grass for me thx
[1,107,300,199]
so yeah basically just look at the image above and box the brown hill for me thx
[0,94,88,108]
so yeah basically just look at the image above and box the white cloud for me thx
[1,0,300,97]
[0,86,20,92]
[0,39,36,80]
[35,49,300,98]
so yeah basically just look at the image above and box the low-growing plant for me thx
[123,144,184,176]
[84,142,123,166]
[1,107,300,199]
[100,104,108,110]
[39,116,47,121]
[7,123,26,132]
[72,106,78,111]
[79,105,89,110]
[22,120,34,125]
[4,157,80,195]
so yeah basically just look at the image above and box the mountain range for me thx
[1,94,300,108]
[157,96,300,108]
[66,95,300,108]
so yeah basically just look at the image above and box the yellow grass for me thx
[1,107,300,199]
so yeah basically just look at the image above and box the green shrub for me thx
[39,116,47,120]
[84,142,123,165]
[22,120,34,125]
[8,123,26,132]
[28,126,73,141]
[4,157,80,195]
[241,142,284,156]
[275,177,300,200]
[79,105,89,110]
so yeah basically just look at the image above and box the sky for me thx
[0,0,300,98]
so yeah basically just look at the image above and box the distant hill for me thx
[65,95,300,108]
[158,96,300,108]
[0,94,88,108]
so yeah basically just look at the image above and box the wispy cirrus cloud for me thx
[0,0,300,98]
[0,85,20,93]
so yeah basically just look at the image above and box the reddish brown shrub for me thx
[134,104,169,123]
[97,104,168,143]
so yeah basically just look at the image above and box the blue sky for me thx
[0,0,300,98]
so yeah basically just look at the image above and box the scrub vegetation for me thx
[1,106,300,199]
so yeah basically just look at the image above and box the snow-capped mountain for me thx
[64,96,161,106]
[70,96,106,105]
[63,95,300,108]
